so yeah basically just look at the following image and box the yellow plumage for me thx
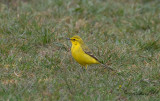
[68,35,100,69]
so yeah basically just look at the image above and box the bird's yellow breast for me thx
[71,44,99,66]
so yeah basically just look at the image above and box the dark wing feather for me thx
[81,43,115,71]
[85,51,101,63]
[81,43,101,63]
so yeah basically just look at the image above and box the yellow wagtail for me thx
[67,35,114,71]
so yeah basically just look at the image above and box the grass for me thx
[0,0,160,100]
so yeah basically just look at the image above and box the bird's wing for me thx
[81,43,115,71]
[81,43,100,63]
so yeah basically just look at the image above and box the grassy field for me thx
[0,0,160,100]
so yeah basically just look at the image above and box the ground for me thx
[0,0,160,100]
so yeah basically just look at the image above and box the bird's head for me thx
[67,35,83,45]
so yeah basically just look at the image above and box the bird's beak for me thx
[66,38,71,40]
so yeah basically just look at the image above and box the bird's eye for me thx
[73,39,76,41]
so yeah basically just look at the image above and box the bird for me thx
[67,35,114,71]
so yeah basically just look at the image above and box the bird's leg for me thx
[80,65,85,71]
[85,65,88,69]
